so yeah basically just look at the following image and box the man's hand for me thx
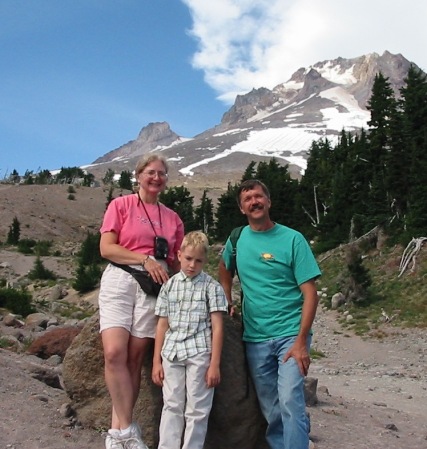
[283,339,310,376]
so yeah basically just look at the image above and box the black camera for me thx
[154,236,169,260]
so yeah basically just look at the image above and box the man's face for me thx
[239,185,271,219]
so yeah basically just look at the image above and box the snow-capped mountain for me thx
[87,51,418,187]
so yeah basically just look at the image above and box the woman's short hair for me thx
[135,154,169,176]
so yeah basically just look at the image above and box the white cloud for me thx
[182,0,427,104]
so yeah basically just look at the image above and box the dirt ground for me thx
[1,304,426,449]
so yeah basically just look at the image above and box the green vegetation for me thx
[118,170,133,191]
[0,287,36,316]
[16,239,53,256]
[73,232,103,293]
[6,216,20,245]
[28,257,57,281]
[317,242,427,334]
[309,348,326,360]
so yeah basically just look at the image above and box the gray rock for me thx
[304,377,318,406]
[63,312,269,449]
[25,313,50,330]
[331,292,345,309]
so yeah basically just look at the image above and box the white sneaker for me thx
[120,423,149,449]
[121,436,149,449]
[104,429,124,449]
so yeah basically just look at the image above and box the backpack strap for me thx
[229,225,245,278]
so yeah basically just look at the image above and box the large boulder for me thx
[62,312,268,449]
[27,326,81,360]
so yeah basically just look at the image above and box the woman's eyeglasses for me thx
[141,170,168,179]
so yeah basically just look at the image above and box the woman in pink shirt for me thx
[98,154,184,449]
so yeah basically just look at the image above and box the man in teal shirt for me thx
[219,179,321,449]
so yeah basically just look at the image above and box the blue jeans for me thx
[245,335,311,449]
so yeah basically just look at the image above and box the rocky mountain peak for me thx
[92,121,180,164]
[89,51,423,188]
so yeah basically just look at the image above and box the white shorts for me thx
[98,264,158,338]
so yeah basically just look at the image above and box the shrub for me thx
[73,262,101,293]
[34,240,53,256]
[0,287,35,316]
[6,216,21,244]
[17,238,37,255]
[28,257,57,280]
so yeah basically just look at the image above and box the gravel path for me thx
[1,305,426,449]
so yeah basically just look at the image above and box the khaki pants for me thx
[158,352,214,449]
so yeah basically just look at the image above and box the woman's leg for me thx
[102,327,134,430]
[108,335,153,430]
[128,336,153,407]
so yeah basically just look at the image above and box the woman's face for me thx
[137,159,168,195]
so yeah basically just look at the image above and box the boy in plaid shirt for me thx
[152,231,227,449]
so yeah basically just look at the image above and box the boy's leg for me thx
[158,357,186,449]
[182,352,214,449]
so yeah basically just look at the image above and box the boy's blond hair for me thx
[180,231,209,255]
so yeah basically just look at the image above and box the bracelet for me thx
[142,255,150,266]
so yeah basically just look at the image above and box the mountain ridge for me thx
[85,51,420,189]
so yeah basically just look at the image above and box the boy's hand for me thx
[152,361,164,387]
[205,365,221,388]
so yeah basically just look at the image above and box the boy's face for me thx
[178,245,206,278]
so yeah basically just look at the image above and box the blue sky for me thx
[1,0,426,175]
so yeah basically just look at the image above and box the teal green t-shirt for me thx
[222,224,321,342]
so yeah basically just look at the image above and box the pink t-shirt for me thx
[100,194,184,266]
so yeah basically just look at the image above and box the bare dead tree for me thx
[398,237,427,277]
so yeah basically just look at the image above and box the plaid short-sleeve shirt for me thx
[155,271,227,361]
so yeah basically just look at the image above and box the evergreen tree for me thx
[194,190,215,238]
[160,186,196,231]
[73,262,101,293]
[366,72,398,225]
[400,66,427,236]
[56,166,85,184]
[106,186,114,209]
[28,257,57,280]
[6,216,20,244]
[78,232,102,266]
[214,182,244,242]
[82,172,95,187]
[9,169,20,183]
[34,169,52,184]
[241,161,257,181]
[299,139,334,228]
[118,170,133,191]
[102,168,115,185]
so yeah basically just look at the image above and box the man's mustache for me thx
[249,204,264,212]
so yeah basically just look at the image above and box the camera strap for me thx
[137,192,162,236]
